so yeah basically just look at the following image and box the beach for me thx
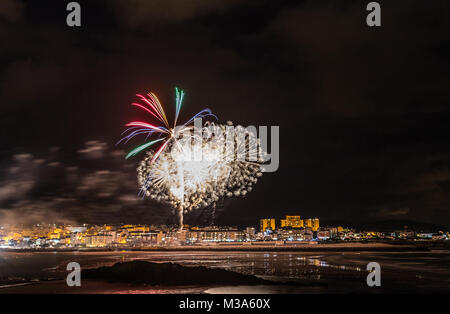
[1,244,450,293]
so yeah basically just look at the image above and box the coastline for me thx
[1,247,450,293]
[2,241,448,253]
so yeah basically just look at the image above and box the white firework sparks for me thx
[137,122,264,229]
[119,88,265,229]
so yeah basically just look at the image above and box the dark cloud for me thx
[78,140,108,160]
[0,141,219,226]
[374,207,410,218]
[265,0,450,117]
[0,0,24,23]
[0,0,449,227]
[107,0,255,29]
[0,154,36,202]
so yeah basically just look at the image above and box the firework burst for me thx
[119,88,265,229]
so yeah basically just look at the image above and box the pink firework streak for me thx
[117,87,217,161]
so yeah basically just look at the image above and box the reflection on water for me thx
[1,250,450,293]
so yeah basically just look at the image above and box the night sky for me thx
[0,0,449,229]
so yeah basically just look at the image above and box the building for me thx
[312,218,320,231]
[245,227,256,241]
[280,215,303,228]
[300,218,319,231]
[162,229,189,245]
[91,232,115,247]
[416,233,433,239]
[303,228,313,240]
[304,219,312,228]
[277,228,305,241]
[127,230,163,246]
[317,230,330,241]
[260,219,276,232]
[69,226,87,233]
[188,227,244,243]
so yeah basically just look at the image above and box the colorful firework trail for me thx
[119,88,265,229]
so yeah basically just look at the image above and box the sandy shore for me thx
[1,241,437,253]
[1,248,449,293]
[0,280,206,294]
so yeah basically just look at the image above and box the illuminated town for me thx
[1,215,449,249]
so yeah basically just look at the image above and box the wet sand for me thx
[1,249,449,293]
[0,241,435,253]
[0,280,206,294]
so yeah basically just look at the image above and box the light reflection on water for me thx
[0,251,357,286]
[1,250,450,293]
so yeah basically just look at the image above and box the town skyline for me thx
[2,212,449,250]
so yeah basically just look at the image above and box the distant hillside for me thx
[322,219,448,233]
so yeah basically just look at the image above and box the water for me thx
[0,250,449,293]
